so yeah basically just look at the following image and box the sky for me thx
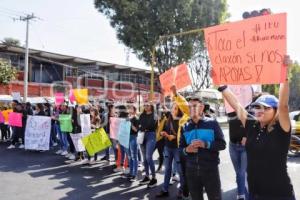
[0,0,299,70]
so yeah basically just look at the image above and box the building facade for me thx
[0,44,161,103]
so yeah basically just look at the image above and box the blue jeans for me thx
[163,146,184,192]
[128,135,138,176]
[49,124,57,147]
[120,144,128,166]
[229,142,248,198]
[141,131,156,177]
[56,124,68,151]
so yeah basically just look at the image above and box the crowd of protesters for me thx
[0,72,297,200]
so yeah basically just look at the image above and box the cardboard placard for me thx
[204,13,287,84]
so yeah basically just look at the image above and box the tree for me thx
[1,37,21,46]
[94,0,228,74]
[0,59,17,85]
[262,62,300,111]
[289,62,300,111]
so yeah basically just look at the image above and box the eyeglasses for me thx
[252,105,273,111]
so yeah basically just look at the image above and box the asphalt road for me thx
[0,128,299,200]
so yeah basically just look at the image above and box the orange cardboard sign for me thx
[2,109,13,123]
[74,89,88,105]
[174,63,192,89]
[159,67,175,95]
[204,13,287,85]
[159,63,192,95]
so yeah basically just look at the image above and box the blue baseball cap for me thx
[252,94,279,108]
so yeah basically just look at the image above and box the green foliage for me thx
[1,37,21,46]
[262,84,279,96]
[0,59,17,85]
[289,62,300,111]
[94,0,228,73]
[262,62,300,111]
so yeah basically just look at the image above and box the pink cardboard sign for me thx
[55,93,65,105]
[224,85,253,113]
[8,112,23,127]
[109,117,122,140]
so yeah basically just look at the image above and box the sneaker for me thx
[172,175,180,182]
[7,144,15,149]
[103,160,110,166]
[123,168,130,174]
[128,175,137,182]
[147,178,157,188]
[89,159,96,165]
[65,153,72,158]
[55,150,63,155]
[139,176,150,185]
[68,154,76,160]
[121,173,131,179]
[100,156,108,161]
[19,144,25,149]
[113,167,123,173]
[156,190,169,198]
[52,142,58,147]
[237,195,246,200]
[61,151,68,156]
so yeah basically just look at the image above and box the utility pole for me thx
[18,13,37,102]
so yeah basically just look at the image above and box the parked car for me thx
[289,111,300,134]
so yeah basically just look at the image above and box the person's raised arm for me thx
[278,56,292,132]
[219,86,248,127]
[171,85,189,115]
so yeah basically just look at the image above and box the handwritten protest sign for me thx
[70,133,86,152]
[174,63,192,90]
[2,109,12,123]
[80,114,91,135]
[55,93,65,105]
[25,116,51,151]
[8,112,22,127]
[0,112,4,123]
[159,63,192,96]
[204,13,287,85]
[74,89,88,105]
[159,68,175,95]
[12,92,21,102]
[59,114,73,132]
[82,128,112,156]
[224,85,253,113]
[117,119,131,149]
[109,117,122,139]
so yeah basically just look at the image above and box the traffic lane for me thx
[0,127,299,199]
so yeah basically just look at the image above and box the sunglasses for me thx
[252,105,273,111]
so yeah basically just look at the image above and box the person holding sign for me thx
[220,56,296,200]
[156,86,189,199]
[57,103,71,156]
[126,104,139,182]
[0,106,11,142]
[138,102,158,188]
[8,103,25,149]
[179,94,226,200]
[87,107,101,164]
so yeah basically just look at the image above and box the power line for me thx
[0,11,17,19]
[0,6,28,15]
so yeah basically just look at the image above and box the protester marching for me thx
[0,11,299,200]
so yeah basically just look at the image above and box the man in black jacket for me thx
[179,95,226,200]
